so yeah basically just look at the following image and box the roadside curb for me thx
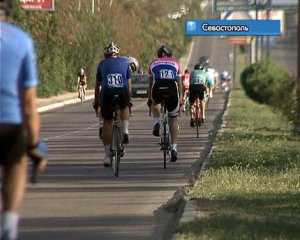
[38,94,94,113]
[171,90,231,240]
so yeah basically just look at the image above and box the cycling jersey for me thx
[96,56,131,90]
[148,57,180,82]
[190,69,208,86]
[0,22,38,124]
[149,56,181,117]
[206,68,215,87]
[78,73,87,85]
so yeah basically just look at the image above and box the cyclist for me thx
[206,66,215,99]
[181,69,190,112]
[220,70,231,92]
[93,42,134,167]
[148,45,182,162]
[189,63,209,126]
[0,1,47,239]
[199,56,210,68]
[96,55,138,140]
[77,67,87,99]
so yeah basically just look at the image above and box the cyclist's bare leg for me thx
[151,103,161,125]
[102,119,113,163]
[1,155,28,239]
[83,84,86,96]
[120,107,130,135]
[169,117,178,145]
[2,156,27,211]
[102,119,113,145]
[183,91,187,111]
[200,99,205,120]
[191,99,197,120]
[194,98,199,120]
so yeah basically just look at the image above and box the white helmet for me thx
[80,67,85,75]
[128,56,139,73]
[104,42,120,55]
[221,71,230,80]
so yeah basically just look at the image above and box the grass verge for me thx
[177,90,300,240]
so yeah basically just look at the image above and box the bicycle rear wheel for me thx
[163,122,168,169]
[196,119,200,138]
[195,100,201,138]
[112,125,121,177]
[79,88,84,102]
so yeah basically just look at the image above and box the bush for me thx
[240,61,296,123]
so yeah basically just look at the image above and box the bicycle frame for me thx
[111,96,124,177]
[192,98,202,138]
[78,85,85,102]
[160,100,170,169]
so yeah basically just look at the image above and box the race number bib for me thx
[195,75,205,85]
[107,73,123,87]
[159,69,175,80]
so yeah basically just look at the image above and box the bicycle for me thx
[192,97,202,138]
[182,92,190,116]
[110,95,124,177]
[78,84,86,102]
[160,98,171,169]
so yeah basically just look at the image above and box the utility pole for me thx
[296,0,300,134]
[233,44,238,89]
[92,0,95,14]
[255,0,259,63]
[266,0,272,59]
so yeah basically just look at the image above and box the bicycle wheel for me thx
[79,88,83,102]
[196,118,199,138]
[185,98,190,116]
[195,101,200,138]
[163,121,167,169]
[112,125,121,177]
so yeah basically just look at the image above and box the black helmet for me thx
[199,56,210,67]
[157,45,172,58]
[194,63,204,70]
[0,0,12,16]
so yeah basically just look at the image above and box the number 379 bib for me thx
[107,73,124,88]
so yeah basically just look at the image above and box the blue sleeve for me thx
[96,63,102,84]
[127,65,131,80]
[20,37,38,89]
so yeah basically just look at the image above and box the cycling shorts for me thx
[189,84,206,104]
[207,79,213,88]
[152,79,179,118]
[0,124,27,166]
[100,88,130,120]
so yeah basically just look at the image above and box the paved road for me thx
[19,37,231,240]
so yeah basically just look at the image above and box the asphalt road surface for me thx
[19,36,232,240]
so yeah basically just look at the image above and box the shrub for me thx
[240,61,296,123]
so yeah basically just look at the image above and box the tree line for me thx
[11,0,202,97]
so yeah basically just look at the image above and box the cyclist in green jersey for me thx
[189,63,209,126]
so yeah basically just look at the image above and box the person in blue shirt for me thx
[94,42,134,166]
[0,1,46,239]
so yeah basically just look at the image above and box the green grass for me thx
[177,90,300,240]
